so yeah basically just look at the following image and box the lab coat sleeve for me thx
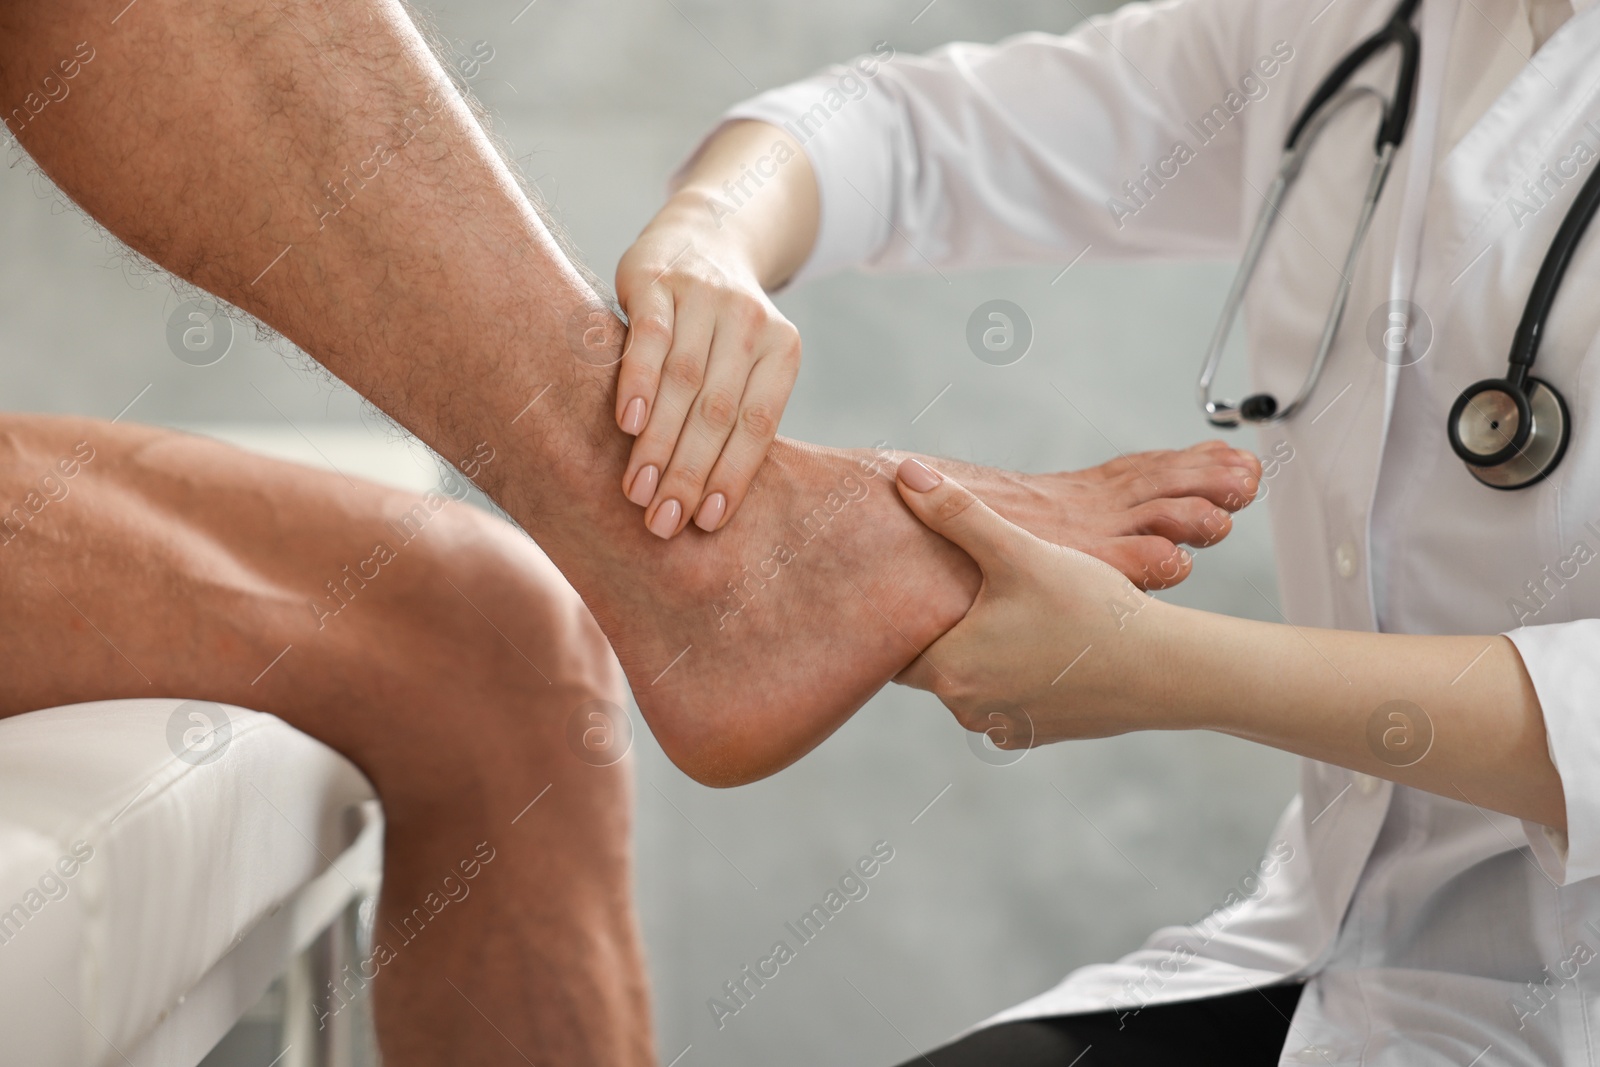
[672,0,1297,284]
[1505,621,1600,884]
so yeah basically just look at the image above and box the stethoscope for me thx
[1196,0,1600,489]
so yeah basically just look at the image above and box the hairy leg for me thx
[0,414,652,1067]
[0,0,1262,784]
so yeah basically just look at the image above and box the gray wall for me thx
[0,0,1300,1063]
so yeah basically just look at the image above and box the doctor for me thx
[613,0,1600,1059]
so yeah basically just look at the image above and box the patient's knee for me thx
[415,504,620,699]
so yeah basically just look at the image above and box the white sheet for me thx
[0,699,376,1066]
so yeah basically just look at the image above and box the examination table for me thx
[0,698,382,1066]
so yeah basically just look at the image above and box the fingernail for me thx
[897,458,943,492]
[694,492,727,532]
[648,499,682,539]
[620,397,647,435]
[627,464,659,507]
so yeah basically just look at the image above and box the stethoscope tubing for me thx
[1197,0,1420,427]
[1284,10,1419,153]
[1510,161,1600,386]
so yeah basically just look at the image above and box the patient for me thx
[0,0,1261,1062]
[0,413,1246,1064]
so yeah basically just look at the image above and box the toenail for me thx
[649,499,682,539]
[627,464,659,506]
[1209,510,1229,542]
[694,492,727,532]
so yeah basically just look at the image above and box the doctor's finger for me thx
[694,343,799,531]
[895,459,1035,575]
[649,322,765,537]
[622,301,715,514]
[615,286,675,435]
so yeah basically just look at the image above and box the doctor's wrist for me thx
[650,189,781,284]
[1034,593,1213,738]
[1122,600,1249,735]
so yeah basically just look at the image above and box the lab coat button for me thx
[1354,772,1382,796]
[1335,540,1359,578]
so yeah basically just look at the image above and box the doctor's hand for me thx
[613,121,819,540]
[893,458,1568,832]
[893,458,1184,747]
[614,206,801,540]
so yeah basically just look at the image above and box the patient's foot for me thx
[526,435,1258,785]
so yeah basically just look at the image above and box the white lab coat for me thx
[694,0,1600,1060]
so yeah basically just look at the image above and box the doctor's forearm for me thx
[1154,607,1565,830]
[662,119,820,289]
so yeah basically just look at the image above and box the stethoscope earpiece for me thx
[1446,377,1570,490]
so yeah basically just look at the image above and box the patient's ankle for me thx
[474,300,630,518]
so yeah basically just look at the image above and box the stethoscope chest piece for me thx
[1447,377,1570,490]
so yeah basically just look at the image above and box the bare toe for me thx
[1099,535,1192,590]
[1128,498,1233,547]
[1126,465,1258,510]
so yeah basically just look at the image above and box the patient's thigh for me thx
[0,412,615,787]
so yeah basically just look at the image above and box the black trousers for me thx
[894,983,1304,1066]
